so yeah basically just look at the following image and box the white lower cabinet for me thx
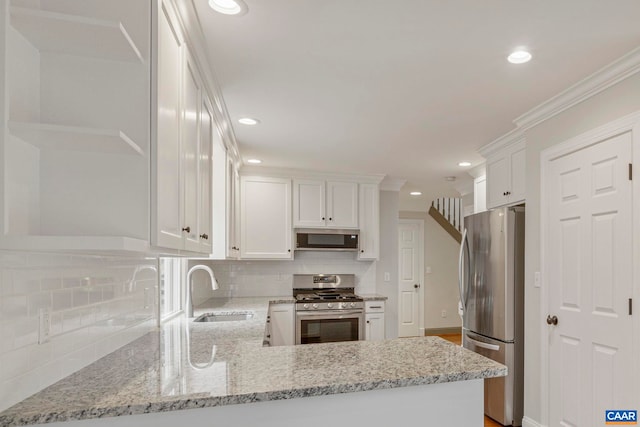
[240,176,292,259]
[365,301,385,341]
[267,303,294,346]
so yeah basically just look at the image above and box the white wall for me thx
[521,72,640,424]
[376,191,400,339]
[187,253,376,305]
[399,211,461,331]
[0,251,158,411]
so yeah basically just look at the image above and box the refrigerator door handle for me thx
[458,228,467,312]
[466,336,500,351]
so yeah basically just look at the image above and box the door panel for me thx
[182,50,200,252]
[398,221,422,337]
[546,130,633,427]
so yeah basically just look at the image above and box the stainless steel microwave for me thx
[295,229,359,251]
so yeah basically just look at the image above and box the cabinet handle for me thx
[288,249,291,253]
[182,226,191,233]
[322,217,325,220]
[361,250,364,253]
[369,306,382,309]
[199,233,209,240]
[329,217,333,221]
[366,320,370,324]
[506,191,511,195]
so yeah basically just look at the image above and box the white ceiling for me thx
[191,0,640,211]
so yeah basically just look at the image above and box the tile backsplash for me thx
[188,251,377,304]
[0,251,158,411]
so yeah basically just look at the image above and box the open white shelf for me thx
[0,236,150,253]
[10,6,144,63]
[8,122,144,156]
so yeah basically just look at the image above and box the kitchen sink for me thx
[193,312,254,322]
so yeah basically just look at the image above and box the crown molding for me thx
[514,46,640,131]
[239,166,385,184]
[478,128,525,158]
[479,47,640,158]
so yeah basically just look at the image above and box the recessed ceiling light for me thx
[458,161,471,167]
[410,191,422,196]
[247,159,262,164]
[208,0,248,16]
[508,50,532,64]
[238,117,260,125]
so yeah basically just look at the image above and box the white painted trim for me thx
[522,416,545,427]
[539,111,640,427]
[514,47,640,130]
[398,219,425,336]
[239,165,385,184]
[478,128,525,158]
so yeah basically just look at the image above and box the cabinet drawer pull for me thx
[369,305,382,309]
[182,226,191,233]
[199,233,209,240]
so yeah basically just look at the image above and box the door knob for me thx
[414,284,420,289]
[546,315,558,325]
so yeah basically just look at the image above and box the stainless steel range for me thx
[293,274,364,345]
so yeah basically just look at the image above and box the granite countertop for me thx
[0,297,506,427]
[358,293,388,301]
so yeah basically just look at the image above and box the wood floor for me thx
[435,334,503,427]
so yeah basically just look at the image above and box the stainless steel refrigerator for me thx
[459,206,524,426]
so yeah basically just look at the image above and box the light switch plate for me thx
[426,266,432,274]
[38,308,51,344]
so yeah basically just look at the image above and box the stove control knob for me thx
[312,303,318,309]
[350,302,355,307]
[303,304,309,309]
[327,303,333,308]
[340,302,346,308]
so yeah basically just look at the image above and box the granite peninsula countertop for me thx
[0,297,505,427]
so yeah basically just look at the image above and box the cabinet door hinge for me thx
[629,298,633,315]
[629,163,633,181]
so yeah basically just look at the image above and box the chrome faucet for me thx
[186,264,218,318]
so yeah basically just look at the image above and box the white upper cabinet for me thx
[358,183,379,260]
[240,176,292,259]
[227,155,241,258]
[293,180,358,229]
[293,180,326,227]
[152,1,213,254]
[486,141,526,209]
[327,181,359,228]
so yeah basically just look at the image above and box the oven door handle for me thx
[296,309,363,318]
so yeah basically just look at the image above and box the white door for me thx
[154,1,183,250]
[545,131,633,426]
[398,220,423,337]
[181,48,201,252]
[198,96,213,253]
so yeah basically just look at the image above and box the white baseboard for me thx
[522,416,544,427]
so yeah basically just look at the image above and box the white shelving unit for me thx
[0,3,151,252]
[8,122,144,156]
[10,6,144,63]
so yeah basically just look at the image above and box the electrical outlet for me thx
[384,272,390,282]
[426,266,432,274]
[441,310,447,318]
[38,308,51,344]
